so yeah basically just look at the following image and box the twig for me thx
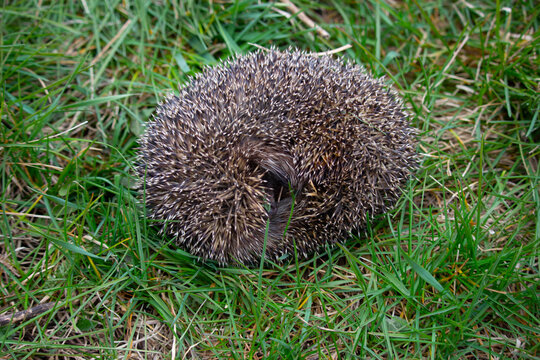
[248,43,351,57]
[315,44,352,56]
[0,302,55,327]
[248,43,271,52]
[280,0,330,39]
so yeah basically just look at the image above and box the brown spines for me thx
[137,49,417,265]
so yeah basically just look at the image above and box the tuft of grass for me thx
[1,0,538,359]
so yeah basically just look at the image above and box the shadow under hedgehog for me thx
[136,49,418,266]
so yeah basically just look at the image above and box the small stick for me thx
[248,43,271,52]
[315,44,352,56]
[281,0,330,39]
[0,302,55,327]
[248,43,352,57]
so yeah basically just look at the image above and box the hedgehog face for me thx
[137,49,417,265]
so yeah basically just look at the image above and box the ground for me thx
[0,0,538,359]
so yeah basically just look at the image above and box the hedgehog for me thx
[137,49,417,266]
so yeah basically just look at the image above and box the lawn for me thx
[0,0,538,359]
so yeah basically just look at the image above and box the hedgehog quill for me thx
[137,49,417,266]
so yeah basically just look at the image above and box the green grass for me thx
[0,0,538,358]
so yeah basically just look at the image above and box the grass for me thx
[0,0,538,358]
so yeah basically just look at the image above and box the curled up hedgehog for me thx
[137,49,417,266]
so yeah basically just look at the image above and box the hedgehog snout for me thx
[241,140,300,208]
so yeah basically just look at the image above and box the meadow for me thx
[0,0,538,359]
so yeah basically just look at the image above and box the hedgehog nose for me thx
[241,139,302,216]
[262,169,293,207]
[256,150,303,233]
[261,166,298,239]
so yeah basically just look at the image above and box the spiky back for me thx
[137,49,417,265]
